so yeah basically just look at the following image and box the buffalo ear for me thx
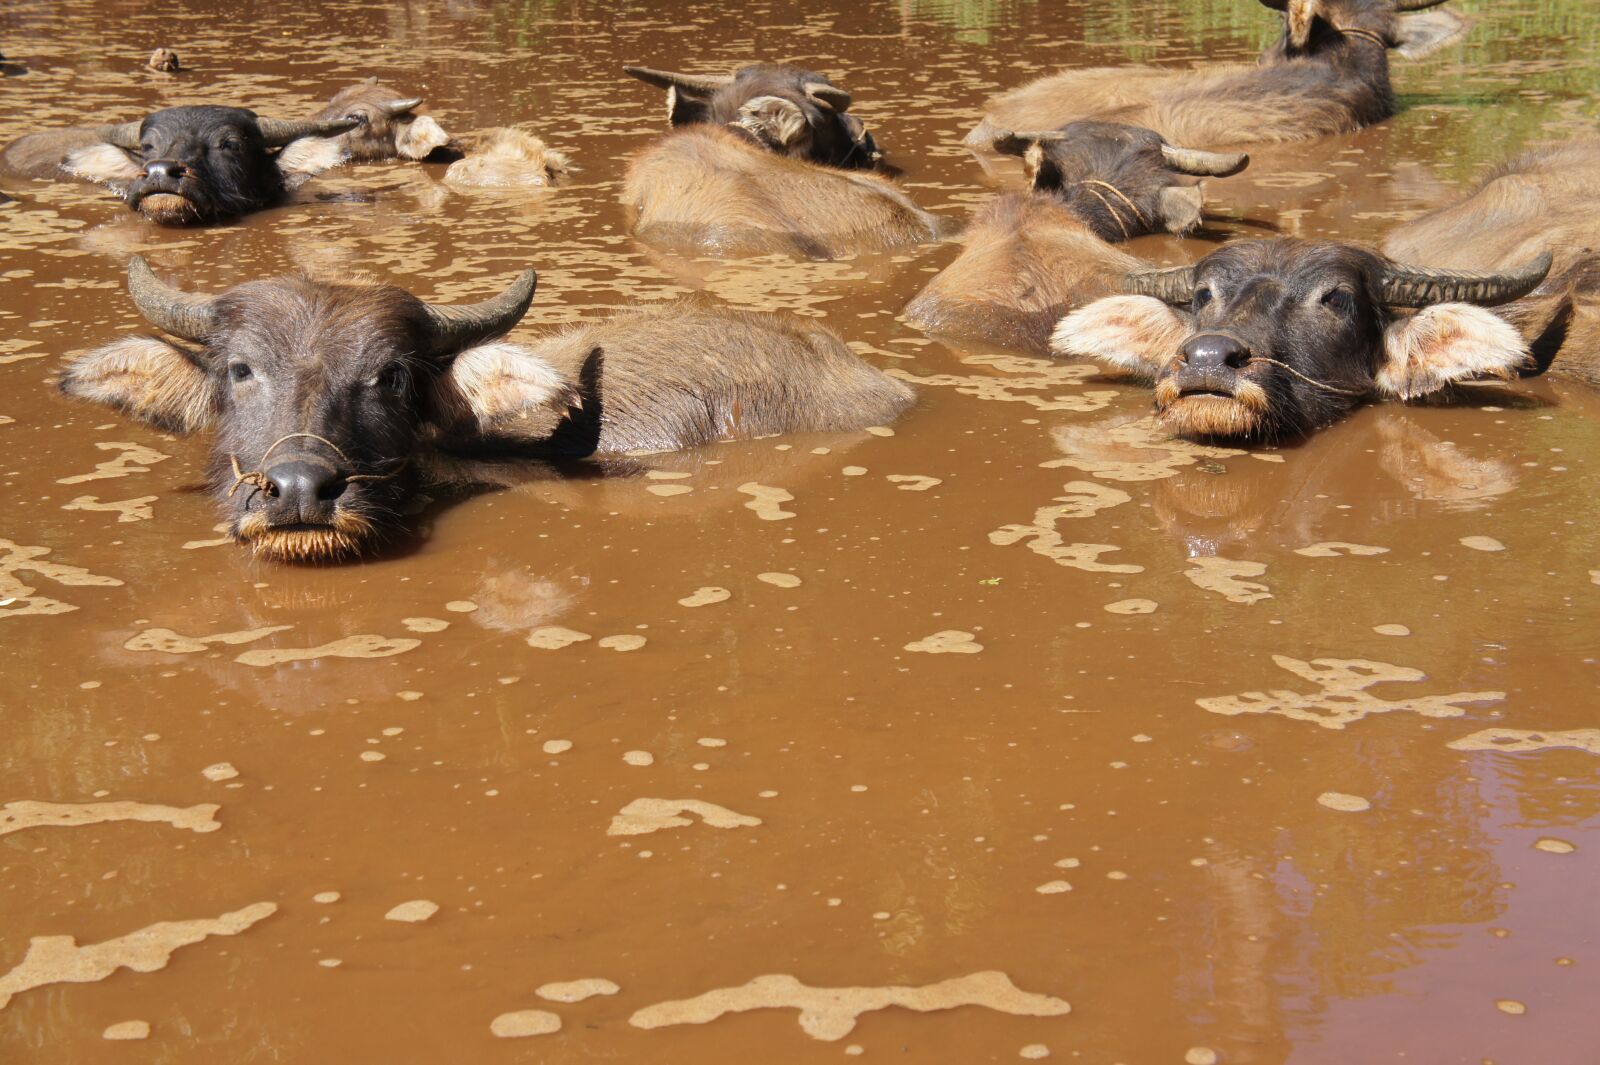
[1393,11,1466,60]
[62,143,143,190]
[666,86,713,126]
[1376,303,1530,400]
[1157,186,1204,235]
[275,136,349,189]
[395,114,451,160]
[735,95,809,150]
[1050,295,1191,380]
[428,341,581,438]
[59,336,218,433]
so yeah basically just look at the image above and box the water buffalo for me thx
[966,0,1464,150]
[443,128,570,189]
[311,81,453,162]
[1382,139,1600,387]
[622,124,937,259]
[903,122,1248,354]
[147,48,181,73]
[59,258,913,562]
[624,62,878,169]
[1052,238,1554,441]
[1,106,354,225]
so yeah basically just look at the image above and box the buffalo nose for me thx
[1180,333,1251,371]
[143,159,188,182]
[264,460,346,509]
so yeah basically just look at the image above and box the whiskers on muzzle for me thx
[234,507,383,564]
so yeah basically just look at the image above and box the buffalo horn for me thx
[1380,252,1553,308]
[622,65,733,94]
[1161,143,1250,177]
[256,115,359,146]
[421,269,539,356]
[96,122,143,150]
[804,82,852,112]
[380,97,425,116]
[127,256,220,341]
[1123,265,1198,305]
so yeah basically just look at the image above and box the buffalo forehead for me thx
[216,283,422,372]
[143,105,261,138]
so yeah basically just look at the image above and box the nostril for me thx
[262,460,345,511]
[1181,333,1250,371]
[316,475,348,502]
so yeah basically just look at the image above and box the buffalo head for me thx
[1053,238,1554,441]
[61,105,354,225]
[314,82,453,162]
[1258,0,1463,61]
[61,259,578,562]
[623,62,879,168]
[990,122,1248,240]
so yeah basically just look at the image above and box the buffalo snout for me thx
[262,457,349,519]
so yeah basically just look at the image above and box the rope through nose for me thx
[226,433,409,505]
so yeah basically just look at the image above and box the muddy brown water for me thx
[2,1,1597,1062]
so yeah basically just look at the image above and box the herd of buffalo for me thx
[2,0,1596,562]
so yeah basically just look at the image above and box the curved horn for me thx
[1161,143,1250,178]
[990,129,1070,156]
[380,97,424,116]
[96,122,142,150]
[622,65,734,95]
[421,269,539,356]
[127,256,220,341]
[1395,0,1451,11]
[804,82,852,112]
[1123,265,1198,305]
[1380,252,1553,308]
[256,115,359,146]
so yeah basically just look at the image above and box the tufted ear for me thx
[733,95,809,151]
[1051,295,1191,380]
[62,143,142,192]
[275,136,349,189]
[396,114,451,160]
[1376,303,1530,400]
[1157,186,1204,235]
[59,336,218,432]
[428,341,582,438]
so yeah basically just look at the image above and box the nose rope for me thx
[1245,356,1368,397]
[225,432,408,504]
[1074,180,1148,241]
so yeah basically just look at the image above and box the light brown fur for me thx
[444,129,571,189]
[904,195,1142,355]
[621,125,938,259]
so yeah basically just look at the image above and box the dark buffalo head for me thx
[61,258,578,562]
[1053,238,1553,442]
[1258,0,1462,61]
[313,82,453,162]
[989,122,1248,241]
[623,62,878,168]
[61,105,355,225]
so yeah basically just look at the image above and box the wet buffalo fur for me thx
[905,122,1229,354]
[1382,139,1600,387]
[60,275,913,561]
[622,124,938,259]
[635,63,878,169]
[11,106,347,225]
[444,128,571,189]
[966,0,1464,150]
[313,81,453,162]
[1053,238,1536,442]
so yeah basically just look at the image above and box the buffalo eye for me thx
[1321,288,1355,315]
[218,136,243,152]
[139,142,156,156]
[345,111,372,126]
[375,363,408,393]
[228,362,253,383]
[1192,286,1214,310]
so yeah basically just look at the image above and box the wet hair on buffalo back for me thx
[1052,237,1555,442]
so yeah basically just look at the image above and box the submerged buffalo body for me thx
[2,105,353,224]
[966,0,1464,150]
[904,122,1249,353]
[312,82,453,162]
[1054,238,1554,441]
[60,260,912,562]
[624,62,877,168]
[622,124,938,259]
[1382,139,1600,387]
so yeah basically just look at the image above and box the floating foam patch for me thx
[0,800,220,837]
[607,798,762,837]
[1199,657,1503,730]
